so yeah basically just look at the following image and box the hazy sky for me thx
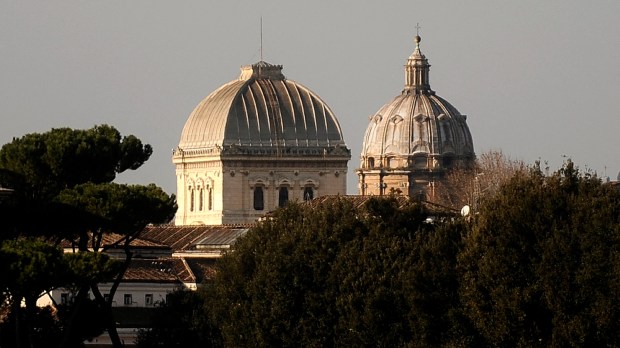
[2,1,619,195]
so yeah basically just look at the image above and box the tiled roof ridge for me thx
[145,223,254,228]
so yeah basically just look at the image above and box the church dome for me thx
[360,35,474,168]
[179,61,346,150]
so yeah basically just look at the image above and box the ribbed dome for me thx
[361,36,474,165]
[362,93,474,157]
[179,61,346,150]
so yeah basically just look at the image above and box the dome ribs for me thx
[275,81,297,145]
[181,80,243,149]
[243,83,262,146]
[427,97,441,154]
[317,94,343,144]
[380,96,406,156]
[177,62,348,155]
[286,82,309,147]
[297,85,318,146]
[280,81,300,146]
[251,79,275,146]
[228,81,252,146]
[216,83,243,146]
[308,94,323,147]
[237,94,251,146]
[405,94,416,155]
[257,79,285,149]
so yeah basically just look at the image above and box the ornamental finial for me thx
[414,23,422,48]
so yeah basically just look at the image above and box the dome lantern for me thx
[405,35,432,93]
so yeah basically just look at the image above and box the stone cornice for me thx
[173,144,351,160]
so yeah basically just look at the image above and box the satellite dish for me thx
[461,205,471,217]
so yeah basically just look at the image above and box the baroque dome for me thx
[178,61,346,151]
[360,35,474,167]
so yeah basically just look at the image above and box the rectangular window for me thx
[278,187,289,207]
[123,294,132,306]
[254,187,264,211]
[145,294,154,306]
[303,187,314,201]
[60,293,69,305]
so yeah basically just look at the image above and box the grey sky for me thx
[2,1,619,195]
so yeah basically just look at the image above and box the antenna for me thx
[260,16,263,61]
[415,22,421,36]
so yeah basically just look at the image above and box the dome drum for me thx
[360,153,472,171]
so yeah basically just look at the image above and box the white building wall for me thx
[37,282,186,308]
[174,152,348,225]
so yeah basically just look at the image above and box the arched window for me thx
[367,157,375,169]
[278,187,289,207]
[303,187,314,201]
[253,187,264,211]
[208,187,213,210]
[189,188,194,212]
[199,188,204,211]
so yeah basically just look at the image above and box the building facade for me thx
[357,35,475,200]
[173,61,350,225]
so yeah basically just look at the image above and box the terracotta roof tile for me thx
[60,232,169,250]
[140,225,248,252]
[122,258,194,283]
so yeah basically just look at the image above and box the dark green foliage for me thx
[206,161,620,347]
[460,161,620,347]
[63,252,122,287]
[0,125,152,201]
[0,125,173,242]
[0,306,64,348]
[0,237,65,301]
[136,289,222,348]
[0,125,176,348]
[0,238,66,348]
[57,182,177,237]
[0,238,120,347]
[209,197,463,347]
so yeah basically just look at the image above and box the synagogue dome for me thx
[173,60,350,226]
[360,35,474,167]
[178,61,346,151]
